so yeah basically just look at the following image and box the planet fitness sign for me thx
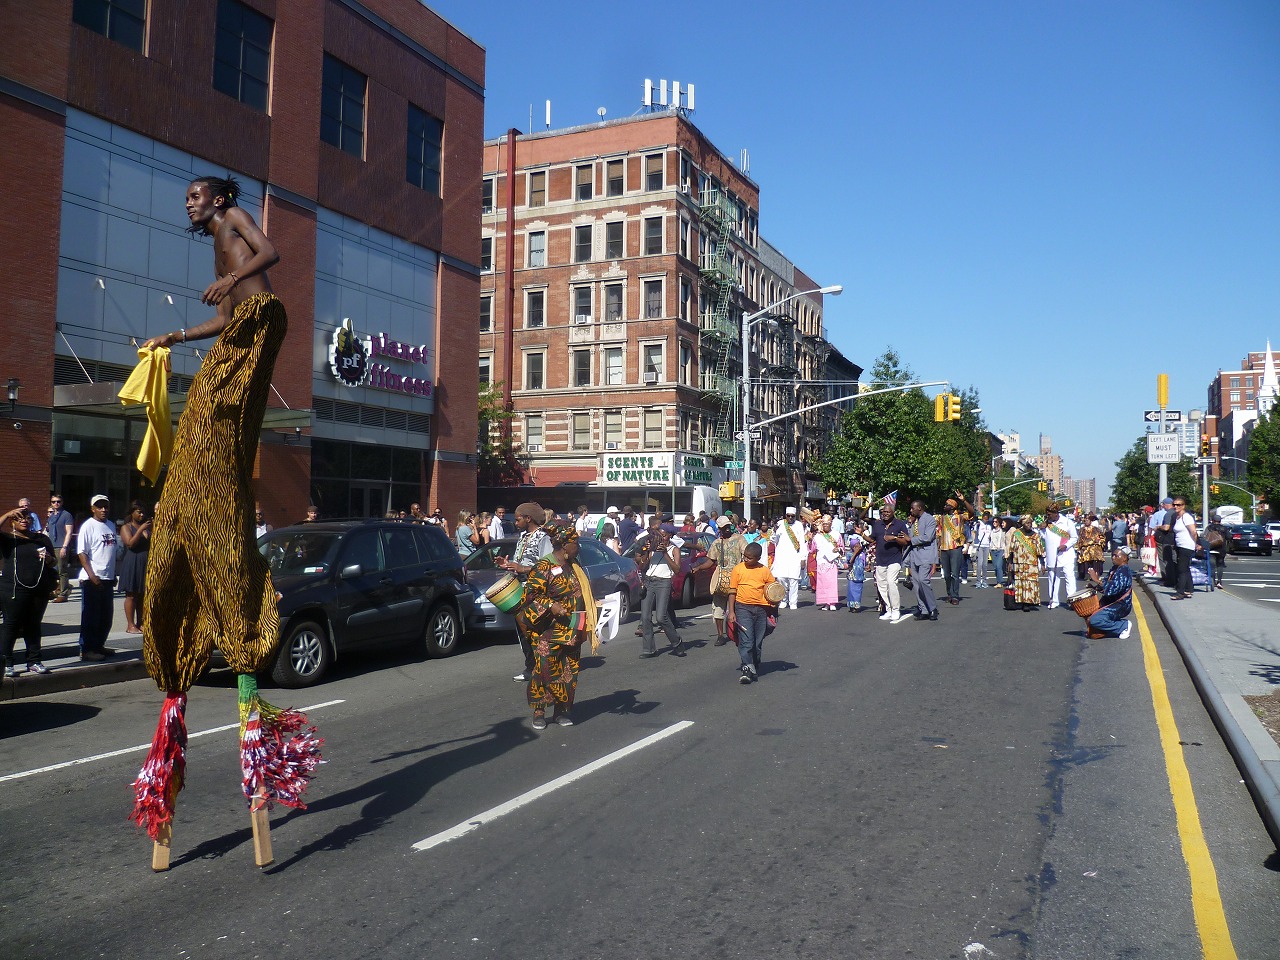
[328,319,434,399]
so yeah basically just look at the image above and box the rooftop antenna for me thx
[597,106,607,124]
[740,148,750,173]
[545,100,551,129]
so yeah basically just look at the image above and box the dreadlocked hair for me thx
[187,175,242,233]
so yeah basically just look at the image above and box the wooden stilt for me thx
[151,819,173,872]
[250,788,273,867]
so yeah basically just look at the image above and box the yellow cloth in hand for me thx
[118,346,172,482]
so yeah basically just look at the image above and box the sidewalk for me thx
[0,589,148,701]
[1139,575,1280,849]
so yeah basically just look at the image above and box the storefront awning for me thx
[53,382,313,430]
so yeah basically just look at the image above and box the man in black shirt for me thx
[871,503,911,624]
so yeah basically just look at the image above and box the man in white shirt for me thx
[488,506,507,541]
[254,502,272,540]
[1041,503,1078,608]
[771,506,808,610]
[76,494,119,661]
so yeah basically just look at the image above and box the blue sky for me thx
[430,0,1280,503]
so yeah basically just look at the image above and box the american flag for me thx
[882,490,898,508]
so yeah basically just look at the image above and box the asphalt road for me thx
[2,583,1278,960]
[1218,552,1280,607]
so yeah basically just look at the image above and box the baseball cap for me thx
[785,506,797,515]
[1161,497,1173,505]
[91,494,110,506]
[716,516,732,528]
[607,505,619,513]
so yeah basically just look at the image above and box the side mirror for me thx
[341,563,363,579]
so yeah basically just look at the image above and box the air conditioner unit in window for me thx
[605,441,619,450]
[574,314,591,324]
[679,183,690,194]
[527,444,541,452]
[644,372,659,384]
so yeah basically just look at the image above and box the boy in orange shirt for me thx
[727,542,778,684]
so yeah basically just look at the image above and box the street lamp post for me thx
[741,284,842,524]
[1220,455,1248,481]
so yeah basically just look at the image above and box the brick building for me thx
[1203,344,1279,480]
[0,0,483,523]
[478,111,850,513]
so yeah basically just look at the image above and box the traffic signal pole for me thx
[1157,374,1169,503]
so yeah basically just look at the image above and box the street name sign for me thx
[726,460,744,469]
[1144,409,1183,423]
[1146,434,1180,463]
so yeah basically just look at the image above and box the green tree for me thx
[986,465,1044,517]
[477,382,523,486]
[1110,438,1198,512]
[1247,410,1280,505]
[814,349,990,508]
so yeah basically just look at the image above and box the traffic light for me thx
[1201,436,1210,457]
[934,394,947,422]
[1210,484,1220,495]
[1062,499,1072,507]
[947,394,962,421]
[1037,481,1047,492]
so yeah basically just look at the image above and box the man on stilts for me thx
[129,177,321,870]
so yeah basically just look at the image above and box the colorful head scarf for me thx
[1021,514,1033,526]
[543,520,579,549]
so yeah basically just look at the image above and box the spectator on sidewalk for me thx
[17,497,42,533]
[1,503,58,677]
[488,506,507,541]
[118,501,152,635]
[76,495,119,661]
[46,493,76,602]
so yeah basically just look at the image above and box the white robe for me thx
[1042,517,1078,568]
[771,520,808,579]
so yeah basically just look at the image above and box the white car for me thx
[1267,521,1280,542]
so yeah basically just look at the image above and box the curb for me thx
[1140,579,1280,850]
[0,655,149,702]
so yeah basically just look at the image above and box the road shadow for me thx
[0,701,101,738]
[257,716,537,872]
[570,687,659,723]
[759,659,799,678]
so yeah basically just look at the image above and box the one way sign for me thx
[1144,409,1183,424]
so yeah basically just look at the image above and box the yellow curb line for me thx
[1132,593,1238,959]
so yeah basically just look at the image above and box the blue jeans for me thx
[79,578,115,653]
[1089,600,1131,637]
[991,549,1005,584]
[939,549,963,600]
[640,577,680,653]
[735,604,769,670]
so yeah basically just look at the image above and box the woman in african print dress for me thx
[1006,515,1043,611]
[516,522,599,731]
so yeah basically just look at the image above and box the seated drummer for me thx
[1085,545,1134,639]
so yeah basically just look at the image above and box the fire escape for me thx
[697,185,739,459]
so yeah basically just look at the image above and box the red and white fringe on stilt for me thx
[129,692,188,841]
[238,674,323,811]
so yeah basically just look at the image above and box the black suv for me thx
[258,520,474,687]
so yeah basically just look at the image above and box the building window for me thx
[574,224,592,263]
[1230,391,1241,403]
[482,178,494,214]
[606,159,624,197]
[680,341,693,385]
[320,55,366,158]
[645,153,664,191]
[573,286,592,322]
[407,104,443,194]
[528,171,546,208]
[642,343,663,382]
[1230,377,1240,388]
[527,231,546,268]
[605,410,623,448]
[605,221,624,260]
[643,409,663,447]
[213,1,272,112]
[572,413,592,450]
[576,164,593,201]
[605,284,623,322]
[573,350,592,388]
[526,290,545,328]
[679,218,691,260]
[1246,375,1255,387]
[73,0,146,51]
[643,279,663,319]
[643,217,663,256]
[478,355,491,385]
[479,294,492,332]
[480,237,492,272]
[525,352,545,390]
[605,347,624,386]
[679,278,692,321]
[526,415,544,450]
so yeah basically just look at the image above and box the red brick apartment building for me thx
[479,112,854,511]
[1204,347,1279,480]
[0,0,483,524]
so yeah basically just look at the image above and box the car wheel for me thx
[271,619,331,688]
[424,604,461,658]
[614,588,631,622]
[682,575,695,609]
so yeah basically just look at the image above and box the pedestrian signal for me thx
[719,481,742,499]
[933,394,947,422]
[1037,481,1047,492]
[1210,484,1220,494]
[946,394,962,421]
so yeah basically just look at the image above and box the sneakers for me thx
[532,715,547,730]
[746,664,758,682]
[739,666,752,685]
[891,613,910,624]
[878,612,893,621]
[512,673,528,682]
[27,662,50,676]
[554,713,574,727]
[1118,620,1133,640]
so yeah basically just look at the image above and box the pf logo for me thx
[328,317,370,387]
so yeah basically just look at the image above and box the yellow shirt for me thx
[729,562,776,606]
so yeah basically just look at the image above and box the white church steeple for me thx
[1259,340,1278,418]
